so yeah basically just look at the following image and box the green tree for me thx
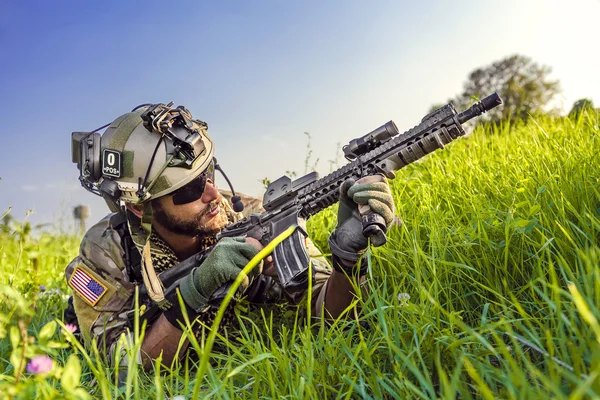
[428,103,446,114]
[450,54,560,124]
[568,98,595,118]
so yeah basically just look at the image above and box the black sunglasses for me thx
[171,159,216,205]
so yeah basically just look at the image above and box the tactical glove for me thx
[328,175,395,273]
[167,237,263,322]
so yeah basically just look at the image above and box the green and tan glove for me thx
[328,175,395,273]
[178,237,263,311]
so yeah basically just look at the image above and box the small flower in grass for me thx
[393,216,402,227]
[172,396,186,400]
[397,293,410,307]
[64,324,78,334]
[26,355,53,375]
[39,285,46,292]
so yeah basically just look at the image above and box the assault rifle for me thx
[138,93,502,317]
[216,93,502,293]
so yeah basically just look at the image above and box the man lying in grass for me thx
[65,102,395,369]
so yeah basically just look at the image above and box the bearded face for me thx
[151,186,229,238]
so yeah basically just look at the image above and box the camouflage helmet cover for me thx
[100,106,214,204]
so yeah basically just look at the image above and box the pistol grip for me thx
[209,282,232,303]
[356,175,388,247]
[360,212,387,247]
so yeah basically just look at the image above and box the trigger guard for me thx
[244,225,265,243]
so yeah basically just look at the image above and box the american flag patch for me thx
[68,266,108,306]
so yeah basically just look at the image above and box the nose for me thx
[200,180,220,203]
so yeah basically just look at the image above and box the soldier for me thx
[65,103,395,369]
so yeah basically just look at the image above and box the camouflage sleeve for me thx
[65,214,136,359]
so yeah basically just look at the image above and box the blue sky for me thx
[1,0,599,229]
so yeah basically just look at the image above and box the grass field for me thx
[1,111,599,399]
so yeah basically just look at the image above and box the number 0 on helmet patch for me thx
[102,149,122,178]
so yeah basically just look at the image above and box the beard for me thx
[152,199,229,238]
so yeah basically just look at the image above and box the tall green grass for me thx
[1,111,599,399]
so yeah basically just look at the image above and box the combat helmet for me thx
[72,102,215,210]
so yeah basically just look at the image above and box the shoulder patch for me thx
[68,265,108,306]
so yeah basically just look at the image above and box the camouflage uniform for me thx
[65,191,332,362]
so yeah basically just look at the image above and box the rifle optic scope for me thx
[343,120,399,161]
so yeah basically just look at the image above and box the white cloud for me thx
[21,185,38,192]
[260,134,289,149]
[20,181,80,193]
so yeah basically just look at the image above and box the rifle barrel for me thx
[456,92,502,124]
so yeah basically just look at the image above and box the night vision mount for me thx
[140,102,208,167]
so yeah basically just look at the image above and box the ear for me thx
[126,203,144,219]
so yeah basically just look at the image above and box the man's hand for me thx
[178,237,264,311]
[328,175,395,267]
